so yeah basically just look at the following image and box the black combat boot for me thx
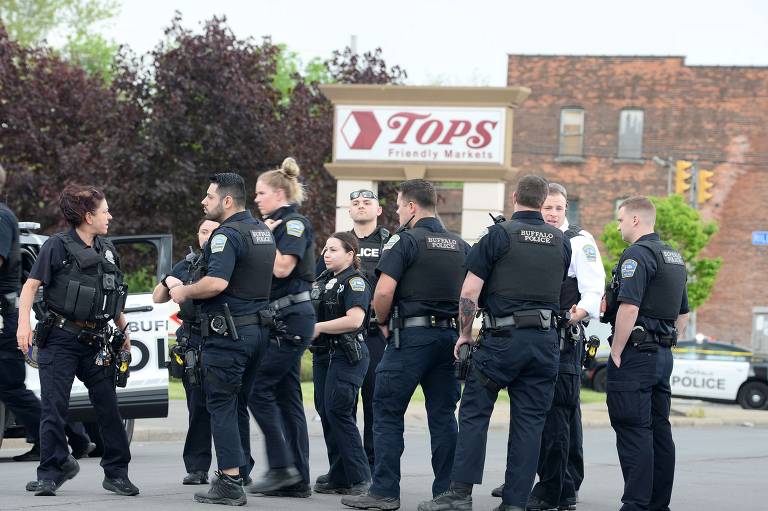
[260,482,312,498]
[28,454,80,494]
[194,471,246,506]
[184,471,209,485]
[491,482,504,497]
[526,494,558,511]
[341,491,401,510]
[416,482,473,511]
[245,466,302,493]
[13,443,40,462]
[103,477,140,496]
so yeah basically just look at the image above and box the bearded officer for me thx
[602,196,688,511]
[170,173,276,506]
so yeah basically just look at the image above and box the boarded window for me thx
[618,109,644,159]
[559,109,584,156]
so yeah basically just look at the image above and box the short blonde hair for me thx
[619,196,656,225]
[258,157,305,205]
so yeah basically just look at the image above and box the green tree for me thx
[272,43,331,103]
[0,0,120,78]
[600,194,722,310]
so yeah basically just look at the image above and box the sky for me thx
[104,0,768,85]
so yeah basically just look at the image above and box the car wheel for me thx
[592,367,607,393]
[84,418,135,457]
[738,381,768,410]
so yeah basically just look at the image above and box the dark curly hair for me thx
[59,185,105,227]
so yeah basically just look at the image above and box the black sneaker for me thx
[245,466,302,494]
[259,482,312,498]
[526,494,558,511]
[417,489,472,511]
[72,442,97,459]
[27,454,80,492]
[315,473,329,485]
[184,471,210,485]
[13,444,40,462]
[338,480,371,496]
[34,480,58,496]
[558,495,577,510]
[314,479,352,494]
[492,505,526,511]
[341,491,401,510]
[103,477,140,496]
[491,483,504,498]
[194,471,246,506]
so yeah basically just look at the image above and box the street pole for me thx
[688,161,698,338]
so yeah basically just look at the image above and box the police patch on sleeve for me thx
[104,249,115,264]
[349,277,366,292]
[285,220,305,237]
[210,234,228,253]
[621,259,638,278]
[583,244,597,263]
[382,234,400,251]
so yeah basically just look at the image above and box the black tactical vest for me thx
[315,266,369,344]
[177,250,207,323]
[0,204,21,294]
[355,227,389,288]
[485,220,564,305]
[214,220,276,301]
[279,212,315,286]
[394,227,466,313]
[44,233,127,323]
[635,240,687,320]
[559,225,582,312]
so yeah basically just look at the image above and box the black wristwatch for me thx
[160,274,170,289]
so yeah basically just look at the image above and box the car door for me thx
[671,342,751,401]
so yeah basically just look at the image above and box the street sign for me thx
[752,231,768,245]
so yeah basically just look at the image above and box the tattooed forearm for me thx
[459,297,477,337]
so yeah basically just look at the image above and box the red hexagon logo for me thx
[341,111,381,150]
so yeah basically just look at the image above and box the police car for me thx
[0,223,174,453]
[583,338,768,410]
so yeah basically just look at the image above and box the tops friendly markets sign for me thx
[334,105,506,165]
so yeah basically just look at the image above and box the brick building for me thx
[505,55,768,348]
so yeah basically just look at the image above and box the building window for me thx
[567,198,580,226]
[617,109,644,159]
[559,108,584,157]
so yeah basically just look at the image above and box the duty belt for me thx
[203,312,265,338]
[652,333,677,348]
[390,315,457,330]
[482,309,553,330]
[50,312,101,335]
[269,291,311,311]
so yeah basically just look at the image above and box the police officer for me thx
[17,185,138,497]
[601,196,689,511]
[342,179,469,511]
[152,218,219,485]
[418,175,571,511]
[492,183,604,510]
[169,172,275,505]
[0,163,44,462]
[246,157,314,498]
[315,188,389,475]
[311,232,372,495]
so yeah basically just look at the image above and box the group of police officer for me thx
[2,158,689,511]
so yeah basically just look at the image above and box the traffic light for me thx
[697,169,715,203]
[675,160,692,196]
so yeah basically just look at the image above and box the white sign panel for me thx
[671,359,749,401]
[334,105,506,165]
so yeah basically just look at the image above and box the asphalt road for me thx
[1,426,766,510]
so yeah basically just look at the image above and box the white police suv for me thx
[584,338,768,410]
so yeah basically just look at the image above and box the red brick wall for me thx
[507,55,768,347]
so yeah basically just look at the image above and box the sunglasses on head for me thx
[350,190,377,200]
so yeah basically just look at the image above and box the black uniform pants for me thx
[568,387,584,493]
[180,331,212,474]
[37,328,130,482]
[451,328,558,509]
[357,328,386,470]
[532,372,580,504]
[202,325,266,472]
[607,344,674,511]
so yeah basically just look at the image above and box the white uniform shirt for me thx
[560,218,605,321]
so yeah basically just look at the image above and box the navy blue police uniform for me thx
[369,217,469,499]
[0,204,43,455]
[450,211,571,509]
[316,225,390,471]
[196,211,275,481]
[30,229,131,486]
[603,233,688,511]
[312,265,372,489]
[247,204,314,492]
[168,253,213,480]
